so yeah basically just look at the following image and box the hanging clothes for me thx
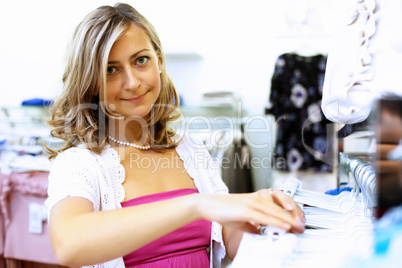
[321,0,402,124]
[201,130,253,193]
[265,53,332,172]
[221,137,253,193]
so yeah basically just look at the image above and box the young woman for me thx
[45,3,305,268]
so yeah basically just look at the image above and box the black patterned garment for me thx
[265,53,332,172]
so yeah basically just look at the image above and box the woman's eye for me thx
[107,66,117,74]
[136,56,149,65]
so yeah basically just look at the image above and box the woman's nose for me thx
[123,68,140,91]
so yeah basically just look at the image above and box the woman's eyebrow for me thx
[107,48,151,64]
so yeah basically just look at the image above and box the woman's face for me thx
[106,23,161,118]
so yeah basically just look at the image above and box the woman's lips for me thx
[123,92,147,103]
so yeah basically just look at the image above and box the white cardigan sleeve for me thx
[45,147,102,217]
[45,146,126,268]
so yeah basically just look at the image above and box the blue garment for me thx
[340,211,402,268]
[340,207,402,268]
[325,187,353,195]
[374,205,402,254]
[21,98,53,106]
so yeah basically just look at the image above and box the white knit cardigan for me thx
[46,136,228,268]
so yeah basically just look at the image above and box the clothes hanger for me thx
[282,178,374,230]
[293,188,355,214]
[238,176,375,268]
[234,175,374,268]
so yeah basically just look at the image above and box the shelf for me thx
[165,51,203,60]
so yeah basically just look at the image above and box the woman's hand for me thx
[269,189,305,233]
[196,189,305,235]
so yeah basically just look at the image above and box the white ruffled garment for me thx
[322,0,402,124]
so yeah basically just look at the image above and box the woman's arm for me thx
[49,188,304,266]
[49,194,199,266]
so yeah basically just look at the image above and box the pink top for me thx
[121,188,211,268]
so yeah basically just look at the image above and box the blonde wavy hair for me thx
[46,3,180,159]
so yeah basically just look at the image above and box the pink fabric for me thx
[121,188,211,268]
[0,173,4,257]
[0,172,59,264]
[1,171,49,226]
[4,192,58,264]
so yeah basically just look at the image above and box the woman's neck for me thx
[109,117,149,145]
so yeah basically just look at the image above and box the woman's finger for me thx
[271,189,295,210]
[249,194,303,232]
[271,190,304,218]
[268,190,305,231]
[246,209,292,231]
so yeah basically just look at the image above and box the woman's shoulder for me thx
[51,145,106,171]
[54,145,96,161]
[52,145,122,182]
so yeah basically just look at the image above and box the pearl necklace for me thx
[108,136,151,150]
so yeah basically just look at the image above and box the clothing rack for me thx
[233,149,379,267]
[233,176,375,267]
[340,152,377,213]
